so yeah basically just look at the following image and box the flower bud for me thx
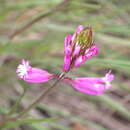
[63,25,99,72]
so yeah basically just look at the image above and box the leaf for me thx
[3,118,60,129]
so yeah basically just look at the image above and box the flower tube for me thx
[64,71,114,95]
[16,60,53,83]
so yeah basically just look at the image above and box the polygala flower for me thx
[16,25,115,95]
[63,25,99,72]
[16,60,53,83]
[64,71,114,95]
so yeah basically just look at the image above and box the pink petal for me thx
[64,72,114,95]
[74,55,86,67]
[63,55,71,72]
[103,70,115,82]
[73,44,81,56]
[24,68,53,83]
[64,34,72,56]
[76,25,84,34]
[85,45,99,59]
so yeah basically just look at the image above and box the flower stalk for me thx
[0,73,65,129]
[16,72,65,119]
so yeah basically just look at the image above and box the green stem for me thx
[16,73,65,119]
[7,87,27,116]
[0,73,65,129]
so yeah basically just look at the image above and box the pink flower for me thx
[64,71,114,95]
[63,25,99,72]
[16,60,53,83]
[16,25,115,96]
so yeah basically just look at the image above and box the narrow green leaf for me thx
[3,118,60,129]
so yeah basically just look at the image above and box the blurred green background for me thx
[0,0,130,129]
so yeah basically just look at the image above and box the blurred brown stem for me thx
[0,73,65,129]
[15,72,65,119]
[9,0,70,39]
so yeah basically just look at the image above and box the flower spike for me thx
[16,25,115,97]
[63,25,99,72]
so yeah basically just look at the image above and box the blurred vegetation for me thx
[0,0,130,129]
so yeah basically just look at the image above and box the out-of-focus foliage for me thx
[0,0,130,129]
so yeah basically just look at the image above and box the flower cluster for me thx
[63,25,99,72]
[16,25,114,95]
